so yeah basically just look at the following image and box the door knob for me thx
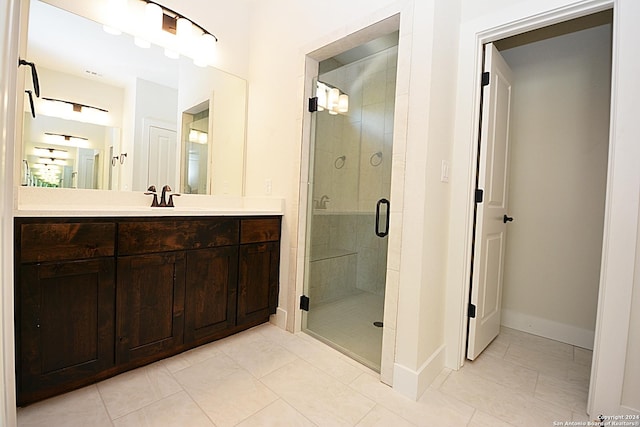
[503,214,514,223]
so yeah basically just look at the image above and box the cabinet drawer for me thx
[118,218,239,255]
[19,222,115,263]
[240,217,281,244]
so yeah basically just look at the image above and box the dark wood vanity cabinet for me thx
[14,215,280,406]
[238,218,281,326]
[116,252,186,366]
[15,221,116,405]
[185,246,238,345]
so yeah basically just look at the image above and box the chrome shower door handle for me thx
[375,198,390,237]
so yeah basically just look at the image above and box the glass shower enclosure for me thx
[302,32,398,371]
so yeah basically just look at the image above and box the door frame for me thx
[445,0,639,416]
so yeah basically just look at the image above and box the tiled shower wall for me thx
[310,213,388,305]
[309,45,397,305]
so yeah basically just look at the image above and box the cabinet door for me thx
[185,247,238,345]
[116,252,185,365]
[237,242,279,326]
[18,258,115,405]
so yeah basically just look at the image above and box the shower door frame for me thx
[295,14,403,385]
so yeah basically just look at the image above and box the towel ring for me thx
[370,151,383,167]
[334,155,346,169]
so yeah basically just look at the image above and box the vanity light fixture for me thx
[42,97,108,114]
[104,0,219,67]
[40,97,109,126]
[188,129,208,144]
[33,147,69,159]
[44,132,90,148]
[39,97,109,125]
[316,81,349,115]
[37,157,67,166]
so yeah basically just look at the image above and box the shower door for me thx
[302,35,397,371]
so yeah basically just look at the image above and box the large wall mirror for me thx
[20,0,247,195]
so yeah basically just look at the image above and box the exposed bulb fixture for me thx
[316,81,349,115]
[104,0,219,67]
[43,132,90,148]
[40,97,109,126]
[188,129,208,144]
[33,147,69,159]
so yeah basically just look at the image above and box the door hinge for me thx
[475,189,484,203]
[300,295,310,311]
[308,97,318,112]
[481,71,490,87]
[468,303,476,319]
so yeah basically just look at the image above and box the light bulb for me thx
[177,17,193,39]
[194,33,217,66]
[338,94,349,113]
[189,129,199,143]
[328,88,340,112]
[144,2,163,31]
[316,82,327,110]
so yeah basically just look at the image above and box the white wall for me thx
[499,23,611,349]
[0,0,19,424]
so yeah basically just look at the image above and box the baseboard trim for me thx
[392,344,446,400]
[501,308,595,349]
[270,307,287,330]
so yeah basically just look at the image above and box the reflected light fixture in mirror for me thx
[103,0,218,67]
[39,97,110,126]
[43,132,90,149]
[316,81,349,115]
[33,147,69,159]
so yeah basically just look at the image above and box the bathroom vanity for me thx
[14,212,281,406]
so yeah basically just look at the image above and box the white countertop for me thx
[14,187,284,217]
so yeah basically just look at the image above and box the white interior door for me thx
[77,148,96,189]
[467,43,514,360]
[147,126,177,190]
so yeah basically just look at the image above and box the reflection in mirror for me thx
[20,0,247,195]
[181,101,210,194]
[22,112,117,189]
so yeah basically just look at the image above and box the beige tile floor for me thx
[17,324,594,427]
